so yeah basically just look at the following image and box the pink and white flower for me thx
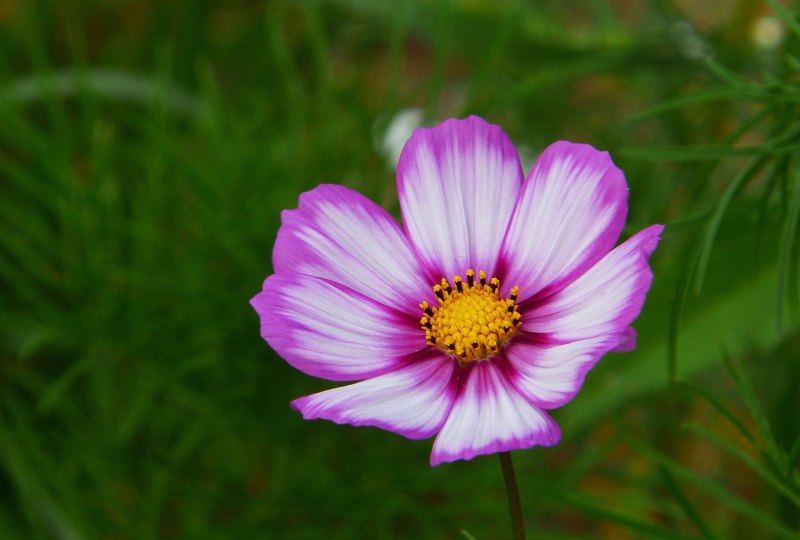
[251,116,662,466]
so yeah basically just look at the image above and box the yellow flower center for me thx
[419,269,521,362]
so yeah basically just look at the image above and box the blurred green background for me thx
[1,0,799,538]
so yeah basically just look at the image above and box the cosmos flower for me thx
[251,116,662,466]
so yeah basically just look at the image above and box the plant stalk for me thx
[498,451,526,540]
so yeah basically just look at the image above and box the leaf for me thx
[693,157,768,293]
[563,264,789,436]
[682,423,800,508]
[657,465,719,540]
[556,493,700,540]
[627,436,800,540]
[767,0,800,39]
[776,169,800,331]
[677,378,755,445]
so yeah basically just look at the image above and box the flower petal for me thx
[522,224,663,342]
[273,184,431,315]
[251,274,425,381]
[292,351,459,439]
[499,141,628,301]
[505,335,620,409]
[613,327,637,352]
[430,359,561,465]
[397,116,523,280]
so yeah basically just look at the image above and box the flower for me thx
[251,116,663,466]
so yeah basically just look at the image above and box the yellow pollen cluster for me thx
[419,269,521,362]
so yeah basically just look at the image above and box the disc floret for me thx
[420,269,521,362]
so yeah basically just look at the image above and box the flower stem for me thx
[498,451,526,540]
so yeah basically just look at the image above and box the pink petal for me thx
[522,224,664,343]
[613,327,637,352]
[272,184,431,315]
[430,360,561,465]
[292,351,459,439]
[499,141,628,301]
[251,274,425,381]
[397,116,523,281]
[504,335,620,409]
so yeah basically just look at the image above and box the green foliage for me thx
[0,0,799,538]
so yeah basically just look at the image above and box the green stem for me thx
[499,451,526,540]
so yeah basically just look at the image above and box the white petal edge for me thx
[522,224,663,343]
[499,141,628,301]
[398,116,523,281]
[292,351,459,439]
[251,274,425,381]
[272,184,431,314]
[504,335,620,409]
[430,359,561,465]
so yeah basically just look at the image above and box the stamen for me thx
[440,277,451,295]
[420,269,522,363]
[434,285,444,302]
[454,275,464,293]
[420,301,434,317]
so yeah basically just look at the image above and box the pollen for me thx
[419,269,522,362]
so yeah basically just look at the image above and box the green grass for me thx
[1,0,799,538]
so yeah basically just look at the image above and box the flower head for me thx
[251,116,662,465]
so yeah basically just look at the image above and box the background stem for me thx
[499,451,526,540]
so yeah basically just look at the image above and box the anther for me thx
[434,285,444,302]
[420,270,523,363]
[440,277,451,294]
[420,301,434,317]
[454,275,464,293]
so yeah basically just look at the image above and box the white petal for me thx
[505,335,620,409]
[523,224,663,342]
[430,360,560,465]
[398,116,523,280]
[292,351,459,439]
[251,274,425,381]
[500,141,628,301]
[273,184,431,314]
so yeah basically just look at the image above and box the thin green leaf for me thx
[677,378,755,444]
[694,156,769,293]
[786,433,800,479]
[558,493,700,540]
[703,56,753,87]
[776,169,800,332]
[657,465,719,540]
[621,145,777,161]
[682,423,800,508]
[627,87,774,122]
[768,0,800,39]
[669,256,695,381]
[627,436,800,540]
[265,0,308,135]
[724,355,785,469]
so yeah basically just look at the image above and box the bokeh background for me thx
[1,0,799,538]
